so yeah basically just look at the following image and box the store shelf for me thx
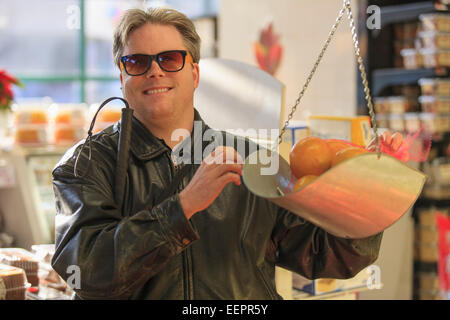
[414,261,438,273]
[379,1,448,28]
[372,67,450,96]
[414,196,450,208]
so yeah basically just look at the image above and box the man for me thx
[51,7,394,300]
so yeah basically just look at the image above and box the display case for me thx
[0,145,66,249]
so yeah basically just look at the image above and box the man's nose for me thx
[145,59,165,78]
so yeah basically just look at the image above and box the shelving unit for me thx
[379,1,446,28]
[360,0,450,300]
[372,67,449,96]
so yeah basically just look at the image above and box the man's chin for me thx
[134,104,176,121]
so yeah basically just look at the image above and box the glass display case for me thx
[0,146,66,249]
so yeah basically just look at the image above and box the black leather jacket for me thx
[51,109,383,300]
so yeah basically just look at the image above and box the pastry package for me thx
[420,13,450,32]
[0,263,30,300]
[418,78,450,96]
[420,48,450,68]
[0,248,39,288]
[419,95,450,113]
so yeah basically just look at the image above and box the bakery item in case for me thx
[0,248,39,288]
[0,263,29,300]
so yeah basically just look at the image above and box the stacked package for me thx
[417,78,450,138]
[0,248,39,289]
[13,102,50,146]
[400,14,450,69]
[0,264,29,300]
[50,103,87,145]
[89,103,122,133]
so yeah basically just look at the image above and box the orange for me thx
[331,147,368,167]
[289,136,333,178]
[326,139,352,159]
[293,175,317,192]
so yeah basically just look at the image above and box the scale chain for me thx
[275,0,380,154]
[275,3,347,150]
[345,0,380,153]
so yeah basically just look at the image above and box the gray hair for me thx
[113,7,201,69]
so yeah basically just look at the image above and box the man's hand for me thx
[366,131,404,153]
[179,146,243,219]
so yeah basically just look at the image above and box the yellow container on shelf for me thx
[307,115,372,147]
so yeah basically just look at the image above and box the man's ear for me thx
[120,72,123,89]
[192,63,200,89]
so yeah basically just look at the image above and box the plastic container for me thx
[420,113,438,134]
[0,263,30,300]
[419,95,450,113]
[420,48,450,68]
[50,103,87,126]
[388,96,410,114]
[435,114,450,133]
[420,13,450,32]
[89,103,122,134]
[416,226,439,243]
[418,78,450,96]
[14,125,48,145]
[12,104,49,126]
[429,157,450,186]
[0,248,39,288]
[417,242,439,263]
[374,97,389,114]
[419,31,450,49]
[400,48,422,69]
[388,113,405,131]
[417,272,440,292]
[404,113,421,132]
[375,114,389,129]
[53,125,86,145]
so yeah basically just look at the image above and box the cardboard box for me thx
[307,115,372,147]
[282,120,309,146]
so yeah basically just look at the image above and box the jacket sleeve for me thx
[51,146,199,299]
[272,207,383,280]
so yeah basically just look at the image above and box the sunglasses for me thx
[120,50,193,76]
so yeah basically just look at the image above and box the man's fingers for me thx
[218,172,242,189]
[391,132,403,151]
[382,131,392,145]
[205,146,243,165]
[214,162,243,177]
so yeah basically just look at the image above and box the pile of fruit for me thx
[289,136,369,192]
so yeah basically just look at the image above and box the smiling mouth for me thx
[143,88,172,95]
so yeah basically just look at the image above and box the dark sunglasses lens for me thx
[158,51,184,71]
[124,55,149,75]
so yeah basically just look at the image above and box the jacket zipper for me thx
[168,152,193,300]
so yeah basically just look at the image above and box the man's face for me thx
[120,23,199,124]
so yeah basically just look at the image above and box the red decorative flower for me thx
[0,69,23,111]
[254,22,283,76]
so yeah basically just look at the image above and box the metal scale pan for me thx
[242,0,428,239]
[242,150,426,239]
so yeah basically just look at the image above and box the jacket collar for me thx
[126,108,213,162]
